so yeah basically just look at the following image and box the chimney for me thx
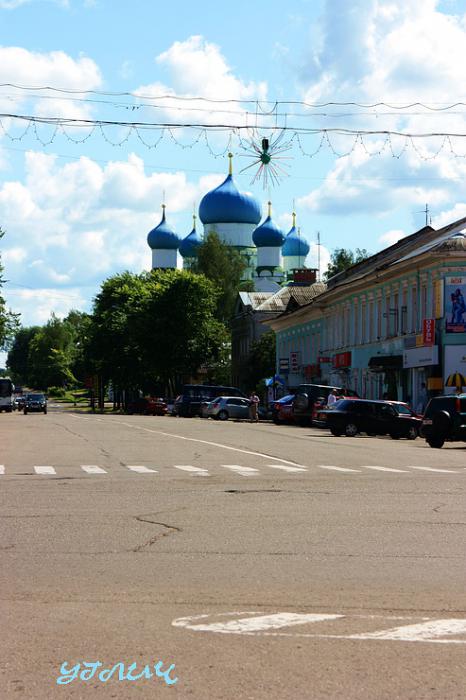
[291,268,318,285]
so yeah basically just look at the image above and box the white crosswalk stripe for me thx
[34,466,56,475]
[266,464,307,473]
[361,465,408,473]
[0,465,4,475]
[408,466,460,474]
[318,465,361,472]
[221,464,259,476]
[126,465,158,473]
[174,465,210,476]
[81,465,107,474]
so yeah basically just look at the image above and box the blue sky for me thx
[2,0,466,343]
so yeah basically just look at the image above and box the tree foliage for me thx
[323,247,370,281]
[88,269,227,394]
[245,330,276,390]
[0,227,20,349]
[191,231,247,325]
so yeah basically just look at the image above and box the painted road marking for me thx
[173,612,343,633]
[266,464,308,473]
[126,465,158,474]
[174,465,210,476]
[173,612,466,643]
[0,465,4,475]
[317,465,361,473]
[221,464,259,476]
[81,465,107,474]
[361,466,408,473]
[347,619,466,643]
[409,467,459,474]
[34,466,56,475]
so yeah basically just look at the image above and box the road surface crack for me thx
[131,514,182,552]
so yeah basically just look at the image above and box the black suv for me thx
[319,399,421,439]
[23,393,47,414]
[292,383,359,426]
[421,394,466,448]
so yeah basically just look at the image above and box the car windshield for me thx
[28,394,45,401]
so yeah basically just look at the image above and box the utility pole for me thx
[317,231,321,281]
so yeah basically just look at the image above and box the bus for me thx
[0,377,14,413]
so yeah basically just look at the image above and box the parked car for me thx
[271,394,295,424]
[318,399,421,439]
[206,396,252,421]
[292,384,359,426]
[421,394,466,448]
[23,393,47,414]
[174,385,246,417]
[126,397,167,416]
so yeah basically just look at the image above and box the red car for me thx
[126,397,168,416]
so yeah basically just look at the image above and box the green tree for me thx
[27,315,78,389]
[191,231,247,325]
[324,247,370,281]
[6,326,40,384]
[88,269,226,396]
[246,330,276,389]
[0,227,20,348]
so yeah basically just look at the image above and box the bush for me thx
[47,386,66,397]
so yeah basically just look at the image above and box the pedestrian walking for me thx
[327,388,339,406]
[249,391,260,422]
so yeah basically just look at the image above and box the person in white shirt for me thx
[327,388,339,406]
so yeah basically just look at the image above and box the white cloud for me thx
[135,36,268,127]
[379,229,408,246]
[0,0,69,8]
[296,0,466,225]
[0,150,228,325]
[0,47,101,121]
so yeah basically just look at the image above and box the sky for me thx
[3,0,466,350]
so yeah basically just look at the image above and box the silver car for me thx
[206,396,251,421]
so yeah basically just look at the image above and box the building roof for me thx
[238,291,274,310]
[252,214,285,248]
[199,173,262,225]
[282,225,310,257]
[147,207,180,250]
[179,224,202,258]
[255,282,326,312]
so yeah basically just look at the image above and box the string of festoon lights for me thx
[4,84,466,186]
[3,114,466,160]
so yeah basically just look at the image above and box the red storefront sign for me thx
[423,318,435,346]
[304,364,320,379]
[333,351,352,369]
[318,356,331,364]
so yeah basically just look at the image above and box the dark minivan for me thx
[174,385,246,417]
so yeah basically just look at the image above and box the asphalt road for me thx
[1,408,466,699]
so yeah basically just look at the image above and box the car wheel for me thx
[432,410,452,433]
[217,410,229,421]
[389,432,401,440]
[427,437,445,448]
[406,426,417,440]
[43,408,47,414]
[330,427,342,437]
[345,422,358,437]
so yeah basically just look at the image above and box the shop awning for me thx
[368,355,403,370]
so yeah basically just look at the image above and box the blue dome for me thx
[147,208,180,250]
[282,226,310,257]
[199,174,262,225]
[252,215,285,248]
[180,225,202,258]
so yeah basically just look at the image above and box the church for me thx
[146,154,313,292]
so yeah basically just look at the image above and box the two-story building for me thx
[267,217,466,411]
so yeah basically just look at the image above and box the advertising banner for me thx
[445,276,466,332]
[444,345,466,393]
[423,318,435,345]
